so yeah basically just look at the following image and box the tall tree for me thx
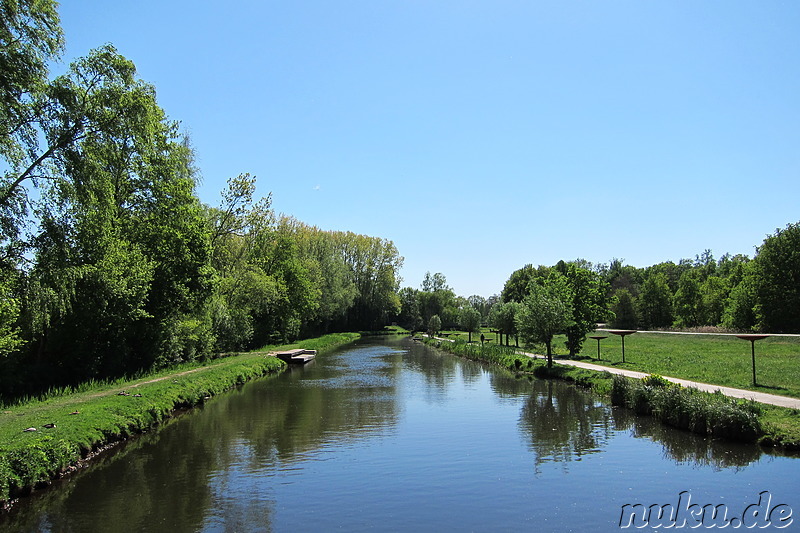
[610,289,638,329]
[673,269,703,328]
[562,264,609,356]
[637,272,673,329]
[21,46,213,381]
[0,0,63,170]
[753,222,800,333]
[502,264,550,303]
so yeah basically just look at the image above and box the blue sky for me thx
[56,1,800,298]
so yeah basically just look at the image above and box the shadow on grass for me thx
[755,384,789,392]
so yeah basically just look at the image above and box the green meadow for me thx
[439,328,800,398]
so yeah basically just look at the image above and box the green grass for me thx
[571,331,800,398]
[438,329,800,398]
[0,332,360,505]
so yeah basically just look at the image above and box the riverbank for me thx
[0,332,360,508]
[420,337,800,451]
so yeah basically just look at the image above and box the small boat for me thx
[276,349,317,364]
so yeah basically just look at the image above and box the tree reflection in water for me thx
[518,379,766,472]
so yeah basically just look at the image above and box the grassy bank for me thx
[440,328,800,397]
[421,336,800,450]
[0,332,360,506]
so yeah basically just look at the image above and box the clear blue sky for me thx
[56,1,800,298]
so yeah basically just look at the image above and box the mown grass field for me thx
[0,332,360,505]
[439,328,800,398]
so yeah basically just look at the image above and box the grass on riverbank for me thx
[439,328,800,398]
[0,332,360,506]
[421,336,800,450]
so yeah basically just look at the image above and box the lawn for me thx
[437,328,800,398]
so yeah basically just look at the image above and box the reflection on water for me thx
[3,336,798,532]
[520,380,612,470]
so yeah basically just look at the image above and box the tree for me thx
[699,275,729,326]
[516,278,573,367]
[502,264,550,303]
[397,287,422,331]
[0,0,63,167]
[418,272,456,327]
[18,46,214,382]
[637,272,673,329]
[467,294,489,321]
[1,0,63,274]
[205,174,278,351]
[610,289,637,329]
[673,269,703,328]
[604,258,642,294]
[421,271,450,292]
[721,263,759,332]
[488,301,518,346]
[753,222,800,333]
[460,306,482,343]
[428,314,441,337]
[562,264,610,356]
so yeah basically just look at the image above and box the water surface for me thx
[4,337,799,532]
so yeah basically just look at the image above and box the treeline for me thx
[395,223,800,362]
[597,223,799,333]
[494,224,800,356]
[0,1,401,398]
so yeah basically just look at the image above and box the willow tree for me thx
[21,46,213,382]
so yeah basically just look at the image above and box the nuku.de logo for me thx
[619,491,793,529]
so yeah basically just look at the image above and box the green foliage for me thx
[562,263,609,355]
[459,306,481,342]
[427,314,442,336]
[611,375,762,442]
[488,300,519,346]
[501,264,550,303]
[397,287,423,331]
[722,262,759,331]
[637,272,673,329]
[610,288,638,329]
[421,337,528,373]
[516,276,573,367]
[754,222,800,333]
[0,0,63,168]
[421,271,450,292]
[0,1,404,402]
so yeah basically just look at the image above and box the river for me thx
[3,336,799,532]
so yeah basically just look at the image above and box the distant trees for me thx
[595,228,800,334]
[637,272,673,329]
[610,289,637,329]
[488,301,519,346]
[428,314,441,337]
[0,1,405,399]
[460,307,482,342]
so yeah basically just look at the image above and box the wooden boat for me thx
[276,348,317,364]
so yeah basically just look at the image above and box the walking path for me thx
[428,335,800,410]
[521,350,800,409]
